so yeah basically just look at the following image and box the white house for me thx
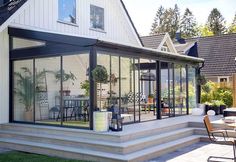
[0,0,206,161]
[0,0,203,130]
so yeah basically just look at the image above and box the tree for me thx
[207,8,226,35]
[198,25,214,37]
[150,6,164,35]
[150,4,180,39]
[228,13,236,33]
[180,8,198,38]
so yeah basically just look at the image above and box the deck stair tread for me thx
[0,123,190,142]
[0,127,196,146]
[0,135,205,161]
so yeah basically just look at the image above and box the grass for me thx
[0,151,88,162]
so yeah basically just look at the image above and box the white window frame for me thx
[58,0,77,25]
[218,76,230,83]
[90,4,105,32]
[161,46,168,52]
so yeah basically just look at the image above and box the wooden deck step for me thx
[0,135,205,162]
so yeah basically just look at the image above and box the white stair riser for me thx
[0,141,124,162]
[0,129,194,154]
[0,123,189,142]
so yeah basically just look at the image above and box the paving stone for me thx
[148,142,234,162]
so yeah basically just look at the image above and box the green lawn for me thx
[0,151,89,162]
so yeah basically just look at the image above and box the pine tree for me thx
[149,4,180,39]
[228,13,236,33]
[180,8,197,38]
[207,8,226,35]
[150,6,165,35]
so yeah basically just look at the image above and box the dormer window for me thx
[58,0,76,24]
[90,5,104,31]
[161,46,168,52]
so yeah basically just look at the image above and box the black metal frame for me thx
[8,27,202,130]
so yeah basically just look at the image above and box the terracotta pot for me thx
[148,98,154,103]
[162,108,169,113]
[24,111,33,122]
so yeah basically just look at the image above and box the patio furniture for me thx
[203,115,236,161]
[56,96,89,122]
[223,108,236,117]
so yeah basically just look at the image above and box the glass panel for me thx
[161,62,170,118]
[13,60,34,122]
[120,57,135,123]
[134,59,140,122]
[140,59,156,122]
[188,66,197,113]
[174,64,187,116]
[13,37,45,50]
[169,63,175,117]
[35,57,61,125]
[97,53,110,111]
[90,5,104,30]
[58,0,76,24]
[62,54,90,128]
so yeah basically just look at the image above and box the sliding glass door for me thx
[12,53,90,128]
[35,57,61,125]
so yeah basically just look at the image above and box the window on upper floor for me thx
[161,46,168,52]
[90,5,104,31]
[58,0,76,24]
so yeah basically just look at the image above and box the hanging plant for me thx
[196,74,207,86]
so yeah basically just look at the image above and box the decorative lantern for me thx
[110,114,123,132]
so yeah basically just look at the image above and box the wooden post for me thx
[233,74,236,107]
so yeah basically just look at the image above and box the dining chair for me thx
[203,115,236,161]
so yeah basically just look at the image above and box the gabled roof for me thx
[120,0,143,46]
[175,34,236,77]
[141,33,178,53]
[140,34,166,49]
[0,0,27,26]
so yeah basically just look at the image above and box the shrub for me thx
[213,88,233,107]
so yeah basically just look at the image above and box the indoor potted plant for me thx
[148,94,154,103]
[92,65,109,132]
[80,80,90,97]
[92,65,108,109]
[14,67,48,121]
[55,70,77,96]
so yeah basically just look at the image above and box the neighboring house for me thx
[142,33,236,85]
[141,33,177,53]
[0,0,203,130]
[174,34,236,84]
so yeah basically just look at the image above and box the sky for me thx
[122,0,236,36]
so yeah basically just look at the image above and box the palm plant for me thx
[14,67,49,112]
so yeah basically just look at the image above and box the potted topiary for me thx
[92,65,108,109]
[92,65,109,132]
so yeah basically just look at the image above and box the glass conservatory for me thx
[9,28,203,129]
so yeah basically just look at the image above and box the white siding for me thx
[10,0,141,46]
[0,29,9,124]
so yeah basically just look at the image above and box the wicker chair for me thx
[203,115,236,161]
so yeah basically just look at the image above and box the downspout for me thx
[197,61,205,104]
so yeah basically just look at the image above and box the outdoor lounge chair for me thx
[203,115,236,162]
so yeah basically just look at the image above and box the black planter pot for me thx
[220,105,226,114]
[213,106,220,115]
[206,105,220,115]
[205,105,209,115]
